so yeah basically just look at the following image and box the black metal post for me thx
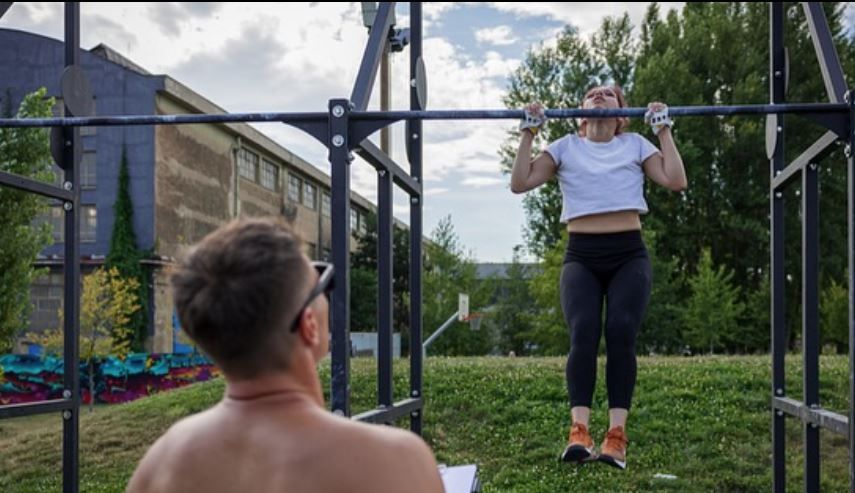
[408,1,423,435]
[803,2,847,104]
[802,156,820,493]
[329,99,352,416]
[377,165,393,409]
[770,4,786,492]
[62,3,81,493]
[847,88,855,493]
[351,2,396,111]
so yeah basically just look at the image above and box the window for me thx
[303,182,316,209]
[81,205,97,243]
[30,273,64,330]
[260,159,279,191]
[321,193,331,218]
[34,205,96,243]
[238,149,259,181]
[49,155,94,189]
[288,174,302,202]
[350,209,358,231]
[358,212,367,234]
[39,205,64,243]
[80,151,96,189]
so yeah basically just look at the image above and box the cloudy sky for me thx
[1,2,689,262]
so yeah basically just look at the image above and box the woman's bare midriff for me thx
[566,210,642,234]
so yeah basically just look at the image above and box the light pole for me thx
[360,2,409,155]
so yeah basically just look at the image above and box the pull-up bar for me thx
[0,102,846,128]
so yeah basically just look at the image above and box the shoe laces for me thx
[604,427,628,449]
[569,423,591,443]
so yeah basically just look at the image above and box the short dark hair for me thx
[171,218,310,378]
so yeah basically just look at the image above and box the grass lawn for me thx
[0,355,849,492]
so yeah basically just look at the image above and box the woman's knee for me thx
[570,316,601,345]
[605,314,640,348]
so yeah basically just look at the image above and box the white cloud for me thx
[422,3,460,29]
[426,187,451,196]
[475,25,517,46]
[462,176,505,187]
[486,2,685,39]
[483,50,520,78]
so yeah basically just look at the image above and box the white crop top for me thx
[545,132,660,222]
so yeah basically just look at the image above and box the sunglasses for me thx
[290,261,335,332]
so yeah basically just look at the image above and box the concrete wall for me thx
[154,95,235,258]
[150,268,174,353]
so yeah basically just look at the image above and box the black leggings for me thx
[560,230,651,410]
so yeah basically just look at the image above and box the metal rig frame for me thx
[0,3,852,492]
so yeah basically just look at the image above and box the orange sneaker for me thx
[560,423,595,463]
[598,426,628,470]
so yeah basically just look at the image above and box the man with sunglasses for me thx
[127,218,443,493]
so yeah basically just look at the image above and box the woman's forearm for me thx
[511,131,535,193]
[657,129,687,191]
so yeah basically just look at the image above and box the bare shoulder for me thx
[125,410,214,493]
[125,428,171,492]
[322,414,444,492]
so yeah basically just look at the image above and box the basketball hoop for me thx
[464,312,484,331]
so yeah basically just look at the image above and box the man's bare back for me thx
[128,394,442,493]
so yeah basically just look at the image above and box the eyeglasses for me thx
[290,261,335,332]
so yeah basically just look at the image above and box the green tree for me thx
[740,271,771,354]
[632,2,854,349]
[525,239,568,355]
[682,249,744,354]
[106,148,148,351]
[0,88,54,351]
[490,246,536,355]
[349,267,378,332]
[351,211,410,341]
[501,16,636,258]
[422,216,492,356]
[637,229,685,354]
[31,267,139,411]
[820,277,847,353]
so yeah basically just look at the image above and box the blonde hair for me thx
[578,84,629,138]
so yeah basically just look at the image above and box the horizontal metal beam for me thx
[773,396,848,436]
[352,397,422,424]
[356,140,421,196]
[359,103,849,120]
[0,103,847,129]
[0,399,73,419]
[0,112,327,128]
[0,170,74,200]
[771,130,839,191]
